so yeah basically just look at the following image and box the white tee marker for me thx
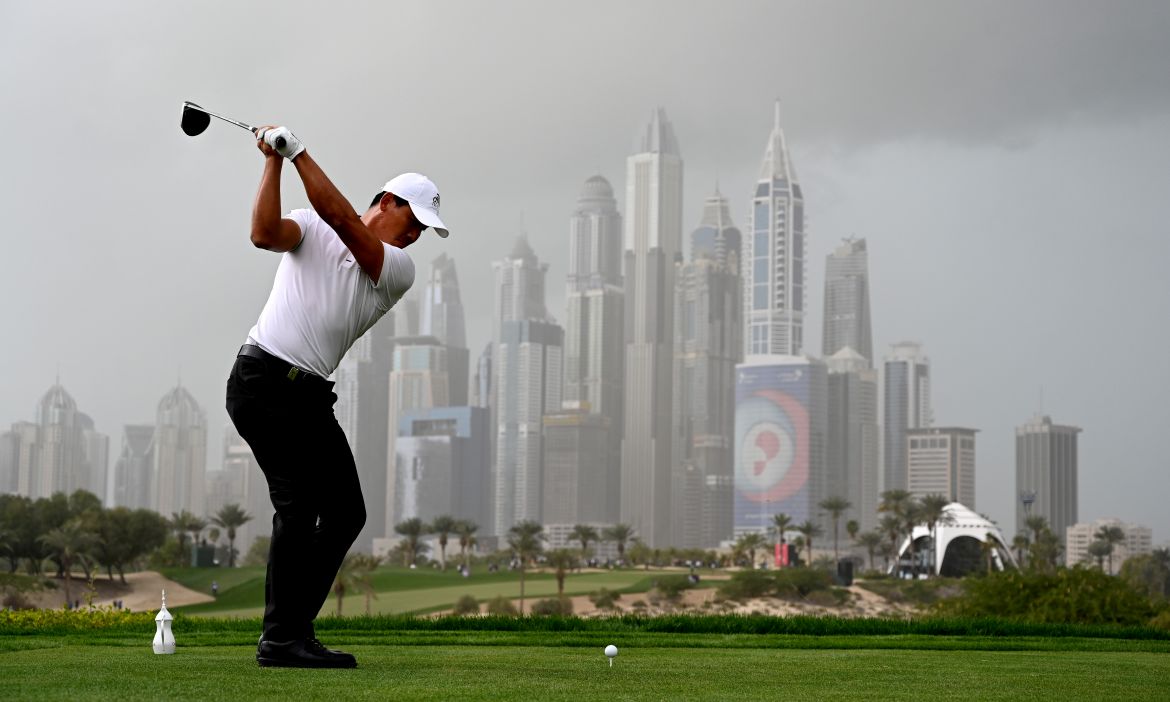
[153,589,175,654]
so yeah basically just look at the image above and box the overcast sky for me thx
[2,1,1168,541]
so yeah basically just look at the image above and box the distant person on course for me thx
[225,124,448,669]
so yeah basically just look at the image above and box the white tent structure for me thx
[892,502,1017,577]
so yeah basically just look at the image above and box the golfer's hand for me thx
[255,125,280,158]
[258,126,306,161]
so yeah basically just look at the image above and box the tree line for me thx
[0,490,256,605]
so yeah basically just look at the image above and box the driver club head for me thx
[180,101,210,137]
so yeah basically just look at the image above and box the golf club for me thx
[180,101,285,149]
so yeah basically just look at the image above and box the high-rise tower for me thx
[153,385,206,516]
[671,189,742,547]
[745,102,806,357]
[492,237,562,535]
[823,238,873,364]
[1015,415,1080,541]
[882,342,932,493]
[622,108,683,547]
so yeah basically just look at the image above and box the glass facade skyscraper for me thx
[621,108,683,548]
[745,102,805,357]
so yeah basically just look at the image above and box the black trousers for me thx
[225,350,365,642]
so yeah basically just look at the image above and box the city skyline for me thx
[3,2,1168,542]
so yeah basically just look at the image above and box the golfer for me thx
[225,125,447,668]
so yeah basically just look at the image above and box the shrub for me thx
[452,595,480,615]
[1149,610,1170,632]
[652,575,694,602]
[935,567,1161,626]
[774,568,834,598]
[718,570,774,599]
[589,588,622,610]
[485,596,518,616]
[530,597,574,616]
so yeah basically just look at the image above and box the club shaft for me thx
[201,109,255,134]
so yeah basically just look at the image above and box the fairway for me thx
[170,567,673,617]
[2,642,1168,701]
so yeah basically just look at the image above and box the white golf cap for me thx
[383,173,449,238]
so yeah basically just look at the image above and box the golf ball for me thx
[604,645,618,658]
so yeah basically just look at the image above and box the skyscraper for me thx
[152,385,206,516]
[112,424,153,509]
[542,405,615,527]
[826,348,879,531]
[671,189,742,547]
[882,342,932,493]
[564,176,624,425]
[1015,415,1080,540]
[563,175,625,525]
[0,422,38,496]
[421,253,469,405]
[207,429,270,560]
[491,237,559,535]
[384,336,462,530]
[823,238,873,364]
[33,383,100,499]
[907,427,977,507]
[394,407,490,529]
[622,108,683,548]
[745,102,806,357]
[733,356,828,535]
[493,319,563,534]
[332,313,397,552]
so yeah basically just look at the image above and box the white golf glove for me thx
[260,126,305,161]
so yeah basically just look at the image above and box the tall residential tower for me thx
[745,102,806,357]
[823,238,873,364]
[621,108,683,547]
[671,189,742,547]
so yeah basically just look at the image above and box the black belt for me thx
[237,344,324,383]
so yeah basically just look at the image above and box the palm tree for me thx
[1087,540,1112,571]
[879,489,912,518]
[918,494,952,576]
[857,531,883,572]
[169,510,203,555]
[568,524,599,564]
[1025,515,1050,547]
[900,501,924,577]
[1011,534,1031,567]
[735,532,767,569]
[879,515,902,571]
[394,518,430,566]
[331,553,360,616]
[39,519,97,607]
[350,553,383,614]
[980,533,998,575]
[771,513,793,567]
[429,515,458,570]
[818,496,852,564]
[795,521,824,566]
[1095,525,1126,574]
[602,523,635,564]
[507,520,544,614]
[846,520,860,543]
[455,520,478,568]
[210,503,252,568]
[545,549,578,597]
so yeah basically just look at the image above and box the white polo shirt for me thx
[245,208,415,378]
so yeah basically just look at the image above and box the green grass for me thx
[3,611,1168,699]
[1,642,1168,701]
[170,566,667,617]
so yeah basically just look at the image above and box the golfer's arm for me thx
[250,156,302,252]
[292,152,385,281]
